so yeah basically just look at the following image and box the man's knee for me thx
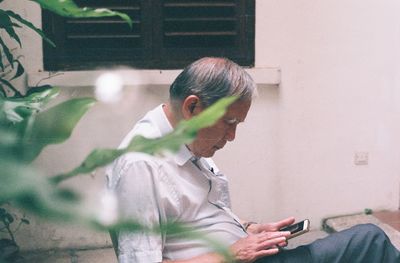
[353,223,385,235]
[351,223,388,243]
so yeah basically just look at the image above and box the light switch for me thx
[354,152,369,165]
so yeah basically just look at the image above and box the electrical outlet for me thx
[354,152,369,165]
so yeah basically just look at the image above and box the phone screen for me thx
[281,221,305,234]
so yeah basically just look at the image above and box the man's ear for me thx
[181,95,201,119]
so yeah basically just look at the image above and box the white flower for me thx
[95,72,124,103]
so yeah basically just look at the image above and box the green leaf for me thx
[26,85,58,99]
[1,86,59,123]
[0,159,80,221]
[0,36,15,69]
[23,97,96,161]
[4,213,14,224]
[0,49,4,72]
[1,86,62,161]
[0,10,21,47]
[0,10,13,28]
[91,220,231,262]
[0,128,18,156]
[32,0,133,28]
[0,87,5,97]
[5,10,56,48]
[29,97,96,144]
[21,218,30,225]
[177,96,237,133]
[101,220,232,262]
[51,148,125,184]
[11,22,22,28]
[0,77,21,97]
[126,96,238,154]
[10,60,25,81]
[51,97,236,183]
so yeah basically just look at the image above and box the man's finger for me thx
[260,236,287,249]
[275,217,296,229]
[259,231,290,241]
[255,247,280,258]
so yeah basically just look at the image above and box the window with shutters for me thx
[42,0,254,70]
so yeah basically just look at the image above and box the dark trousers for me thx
[256,224,400,263]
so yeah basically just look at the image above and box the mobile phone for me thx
[280,219,310,239]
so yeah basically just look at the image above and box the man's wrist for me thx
[243,221,257,232]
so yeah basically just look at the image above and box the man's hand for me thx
[165,218,296,263]
[246,217,296,235]
[163,226,292,263]
[230,231,291,263]
[244,217,295,249]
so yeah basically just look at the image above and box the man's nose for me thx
[224,125,237,141]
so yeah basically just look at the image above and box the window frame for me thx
[42,0,255,70]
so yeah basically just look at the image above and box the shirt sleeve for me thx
[113,154,165,263]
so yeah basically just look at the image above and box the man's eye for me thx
[225,118,238,125]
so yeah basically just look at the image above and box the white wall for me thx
[249,0,400,225]
[2,0,400,250]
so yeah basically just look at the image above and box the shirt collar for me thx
[152,104,174,136]
[155,104,195,166]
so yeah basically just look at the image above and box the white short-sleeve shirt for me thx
[106,105,247,262]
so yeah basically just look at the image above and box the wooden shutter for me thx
[43,0,151,70]
[157,0,254,68]
[42,0,254,70]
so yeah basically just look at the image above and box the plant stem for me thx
[0,78,23,97]
[1,219,15,243]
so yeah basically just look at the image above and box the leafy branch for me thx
[51,97,237,184]
[0,0,132,97]
[0,0,235,260]
[32,0,132,28]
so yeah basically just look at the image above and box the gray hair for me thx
[169,57,257,114]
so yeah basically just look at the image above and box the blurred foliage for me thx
[0,206,29,262]
[0,0,234,261]
[34,0,132,27]
[0,0,132,97]
[51,96,236,184]
[1,86,95,162]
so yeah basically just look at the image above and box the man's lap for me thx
[256,224,400,263]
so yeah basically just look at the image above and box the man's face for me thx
[188,100,251,157]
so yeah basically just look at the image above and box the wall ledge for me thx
[27,68,281,87]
